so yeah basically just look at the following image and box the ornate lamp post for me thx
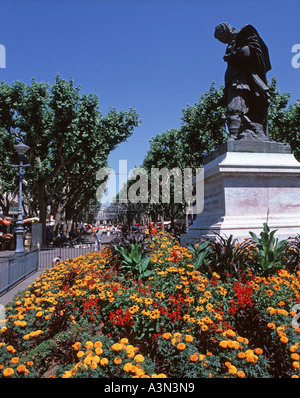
[12,142,30,253]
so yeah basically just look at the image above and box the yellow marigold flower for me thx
[228,365,237,375]
[290,345,298,353]
[114,357,122,365]
[77,351,85,359]
[111,343,123,351]
[100,358,109,366]
[6,345,14,352]
[62,370,73,378]
[95,347,103,355]
[3,368,14,377]
[127,349,135,358]
[151,373,167,378]
[162,332,172,340]
[267,322,276,330]
[94,341,103,348]
[35,311,43,317]
[123,362,132,372]
[72,342,81,350]
[173,332,182,339]
[185,334,193,343]
[224,329,236,338]
[219,340,228,348]
[93,355,100,364]
[85,341,94,349]
[134,354,145,363]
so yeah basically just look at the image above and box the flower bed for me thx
[0,231,300,378]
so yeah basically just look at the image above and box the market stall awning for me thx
[0,218,11,225]
[23,217,39,223]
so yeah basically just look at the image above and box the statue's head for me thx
[214,23,238,44]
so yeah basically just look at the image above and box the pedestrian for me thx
[95,228,102,252]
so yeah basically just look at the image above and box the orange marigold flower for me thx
[280,336,289,344]
[237,371,246,378]
[176,343,186,351]
[190,354,198,362]
[292,361,300,369]
[3,368,14,377]
[291,353,300,361]
[162,332,172,340]
[219,340,228,348]
[255,348,263,355]
[17,365,28,374]
[114,357,122,365]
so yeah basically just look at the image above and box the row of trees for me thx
[109,78,300,233]
[0,74,140,243]
[1,74,299,240]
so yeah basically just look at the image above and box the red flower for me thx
[109,307,133,328]
[170,250,182,263]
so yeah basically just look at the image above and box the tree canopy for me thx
[0,74,140,242]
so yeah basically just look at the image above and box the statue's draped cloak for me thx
[226,24,271,93]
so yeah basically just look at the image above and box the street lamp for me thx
[12,142,30,253]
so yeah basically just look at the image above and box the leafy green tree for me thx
[0,74,140,243]
[139,79,299,232]
[180,82,227,168]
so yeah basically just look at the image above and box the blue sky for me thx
[0,0,299,200]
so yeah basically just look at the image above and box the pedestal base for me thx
[181,141,300,245]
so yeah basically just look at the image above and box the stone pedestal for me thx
[180,140,300,245]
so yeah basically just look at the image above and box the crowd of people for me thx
[46,223,122,248]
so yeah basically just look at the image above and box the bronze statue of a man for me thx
[214,23,271,141]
